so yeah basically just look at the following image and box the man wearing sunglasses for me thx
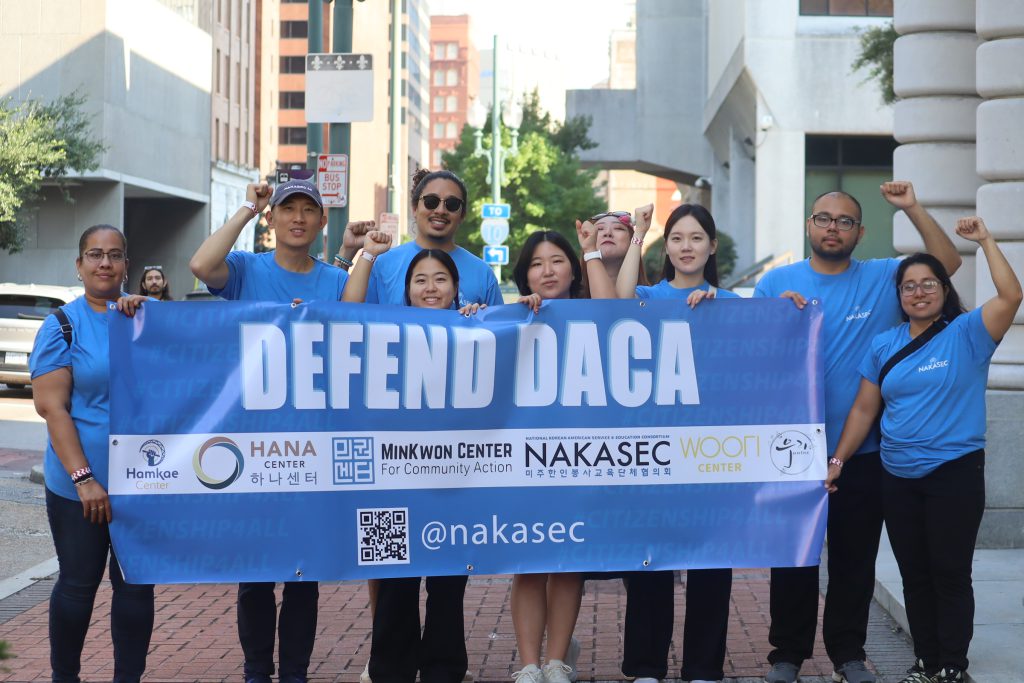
[363,169,503,307]
[753,181,961,683]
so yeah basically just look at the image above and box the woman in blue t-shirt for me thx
[825,217,1022,683]
[29,224,153,683]
[608,202,738,683]
[368,248,475,683]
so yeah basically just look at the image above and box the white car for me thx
[0,283,84,389]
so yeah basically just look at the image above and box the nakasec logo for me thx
[193,437,245,490]
[140,439,166,466]
[769,430,815,475]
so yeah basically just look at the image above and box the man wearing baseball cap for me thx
[190,179,381,683]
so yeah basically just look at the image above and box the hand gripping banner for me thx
[107,298,827,583]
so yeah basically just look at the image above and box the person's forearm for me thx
[615,243,644,299]
[40,409,90,475]
[833,402,878,464]
[341,259,372,303]
[190,207,255,284]
[906,203,962,275]
[980,236,1023,303]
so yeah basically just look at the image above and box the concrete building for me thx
[429,15,479,169]
[0,0,212,294]
[568,0,897,275]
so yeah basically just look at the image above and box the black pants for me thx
[369,575,468,683]
[238,581,319,680]
[620,569,732,681]
[768,452,884,667]
[883,450,984,673]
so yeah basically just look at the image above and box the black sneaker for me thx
[896,659,932,683]
[932,667,965,683]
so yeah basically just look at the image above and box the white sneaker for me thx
[543,660,573,683]
[512,664,545,683]
[564,637,581,682]
[360,662,372,683]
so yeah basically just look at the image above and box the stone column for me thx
[891,0,981,304]
[974,0,1024,547]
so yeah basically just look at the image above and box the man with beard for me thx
[138,266,172,300]
[754,182,961,683]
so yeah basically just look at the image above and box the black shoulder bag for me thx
[877,318,948,388]
[52,307,73,348]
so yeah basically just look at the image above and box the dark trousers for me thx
[883,450,984,673]
[768,452,884,668]
[238,581,319,679]
[620,569,732,681]
[46,489,154,683]
[369,575,468,683]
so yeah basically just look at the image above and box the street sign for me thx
[305,53,374,123]
[378,212,401,244]
[317,154,349,208]
[480,218,509,246]
[481,203,511,219]
[483,245,509,265]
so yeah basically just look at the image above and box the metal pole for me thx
[307,0,324,257]
[387,0,402,221]
[490,35,500,204]
[327,0,354,263]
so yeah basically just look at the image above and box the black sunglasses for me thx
[420,194,464,213]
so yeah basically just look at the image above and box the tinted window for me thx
[0,295,64,320]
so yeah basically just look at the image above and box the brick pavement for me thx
[0,568,917,683]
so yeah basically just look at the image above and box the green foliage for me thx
[441,90,606,280]
[0,91,105,253]
[852,22,898,105]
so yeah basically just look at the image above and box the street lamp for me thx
[468,36,521,204]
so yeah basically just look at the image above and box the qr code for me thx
[333,437,374,485]
[357,508,410,565]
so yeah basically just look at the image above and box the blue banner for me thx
[107,298,827,583]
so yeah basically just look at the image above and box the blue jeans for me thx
[46,489,154,683]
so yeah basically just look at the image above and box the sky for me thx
[427,0,636,90]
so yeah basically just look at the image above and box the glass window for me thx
[446,43,458,59]
[446,122,457,138]
[434,123,445,138]
[279,127,307,145]
[433,70,444,86]
[799,0,892,15]
[446,95,457,112]
[433,97,444,113]
[0,294,64,321]
[280,56,305,74]
[446,69,457,86]
[280,91,305,109]
[433,43,445,60]
[281,21,308,38]
[433,149,443,167]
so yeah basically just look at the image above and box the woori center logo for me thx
[193,436,245,490]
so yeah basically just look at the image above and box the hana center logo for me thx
[193,436,245,490]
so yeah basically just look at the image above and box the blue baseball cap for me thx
[270,179,323,209]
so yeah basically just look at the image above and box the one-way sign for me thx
[483,245,509,265]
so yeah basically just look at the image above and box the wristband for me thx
[334,255,353,267]
[74,474,95,488]
[630,235,644,247]
[828,457,844,469]
[360,251,376,263]
[241,201,258,216]
[583,250,603,262]
[71,466,93,484]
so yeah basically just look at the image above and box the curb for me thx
[28,464,44,486]
[0,556,58,602]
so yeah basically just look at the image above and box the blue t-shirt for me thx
[365,242,503,307]
[209,250,348,303]
[754,258,902,456]
[29,296,113,500]
[636,280,741,300]
[858,307,996,478]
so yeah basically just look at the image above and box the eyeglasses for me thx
[420,194,464,213]
[810,213,860,231]
[590,210,632,225]
[899,279,941,296]
[82,249,126,264]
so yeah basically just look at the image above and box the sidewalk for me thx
[0,564,916,683]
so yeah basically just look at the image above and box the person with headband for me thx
[579,209,649,298]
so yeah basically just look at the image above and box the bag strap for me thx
[878,318,948,387]
[53,307,73,348]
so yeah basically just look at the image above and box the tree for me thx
[852,22,898,105]
[441,91,606,280]
[0,92,105,253]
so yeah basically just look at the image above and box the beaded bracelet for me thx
[74,474,95,488]
[71,466,92,484]
[334,255,354,268]
[828,457,844,469]
[630,235,644,246]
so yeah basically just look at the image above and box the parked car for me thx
[0,283,84,389]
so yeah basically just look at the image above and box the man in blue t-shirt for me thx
[754,182,961,683]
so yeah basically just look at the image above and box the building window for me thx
[446,122,457,138]
[280,56,305,73]
[279,127,307,145]
[433,97,444,113]
[280,91,305,109]
[446,69,458,86]
[799,0,892,16]
[446,43,458,59]
[433,123,445,138]
[433,70,444,86]
[433,43,445,60]
[433,149,443,166]
[446,95,457,112]
[281,20,308,38]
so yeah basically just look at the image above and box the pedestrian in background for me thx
[138,265,172,300]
